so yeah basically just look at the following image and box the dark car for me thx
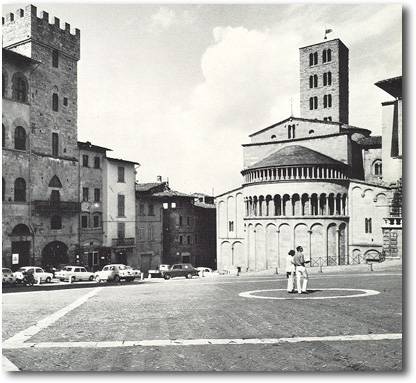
[162,263,199,280]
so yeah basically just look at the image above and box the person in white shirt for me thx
[292,246,310,294]
[286,250,296,293]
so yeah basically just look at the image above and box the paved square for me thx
[2,269,402,371]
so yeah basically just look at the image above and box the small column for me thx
[309,197,313,215]
[336,229,340,265]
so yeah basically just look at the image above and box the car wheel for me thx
[45,277,51,283]
[95,275,101,283]
[71,276,76,283]
[114,275,120,283]
[186,273,192,279]
[164,274,171,280]
[89,275,94,281]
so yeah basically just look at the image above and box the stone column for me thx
[308,229,312,263]
[336,228,340,265]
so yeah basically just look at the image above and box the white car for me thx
[125,266,141,279]
[13,267,53,284]
[94,264,135,283]
[55,266,95,282]
[196,267,213,277]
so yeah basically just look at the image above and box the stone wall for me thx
[299,39,349,124]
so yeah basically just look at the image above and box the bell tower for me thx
[299,38,349,124]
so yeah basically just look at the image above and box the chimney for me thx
[157,175,162,183]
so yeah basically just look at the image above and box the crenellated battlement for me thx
[2,4,80,61]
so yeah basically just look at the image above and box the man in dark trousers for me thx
[292,246,309,294]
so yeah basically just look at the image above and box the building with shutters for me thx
[215,38,402,273]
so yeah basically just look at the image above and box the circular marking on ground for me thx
[239,288,380,300]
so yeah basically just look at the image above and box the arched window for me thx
[323,49,327,63]
[313,52,318,65]
[309,97,314,110]
[2,124,5,148]
[51,215,62,230]
[292,125,296,139]
[14,126,26,150]
[12,73,28,103]
[309,129,315,134]
[327,71,332,85]
[309,53,314,66]
[288,125,291,139]
[309,75,313,88]
[314,74,318,87]
[52,93,59,111]
[373,161,382,176]
[14,178,26,202]
[314,96,318,109]
[271,135,276,139]
[324,95,332,108]
[2,177,5,201]
[327,49,331,62]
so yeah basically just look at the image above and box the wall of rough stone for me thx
[299,39,349,124]
[249,118,340,143]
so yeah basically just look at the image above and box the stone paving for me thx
[2,268,402,371]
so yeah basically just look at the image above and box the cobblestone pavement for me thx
[2,270,402,371]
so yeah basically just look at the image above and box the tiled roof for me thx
[135,182,164,192]
[152,190,192,198]
[248,145,345,169]
[194,201,216,209]
[356,136,382,147]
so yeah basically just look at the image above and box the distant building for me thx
[135,180,216,271]
[216,38,400,273]
[135,181,166,273]
[102,157,139,266]
[78,141,111,271]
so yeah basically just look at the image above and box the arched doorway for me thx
[42,241,69,268]
[10,224,32,271]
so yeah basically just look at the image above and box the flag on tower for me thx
[324,28,333,40]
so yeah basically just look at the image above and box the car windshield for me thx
[63,267,72,271]
[16,268,28,272]
[118,265,126,270]
[3,268,12,273]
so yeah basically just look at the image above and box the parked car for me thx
[125,266,141,279]
[2,268,16,285]
[196,267,213,277]
[159,264,170,272]
[55,266,95,282]
[161,263,199,280]
[94,264,135,283]
[13,267,53,284]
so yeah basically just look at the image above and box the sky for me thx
[2,2,402,196]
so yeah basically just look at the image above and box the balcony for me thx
[32,200,81,214]
[382,217,402,227]
[112,238,135,247]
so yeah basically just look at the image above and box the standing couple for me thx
[286,246,309,294]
